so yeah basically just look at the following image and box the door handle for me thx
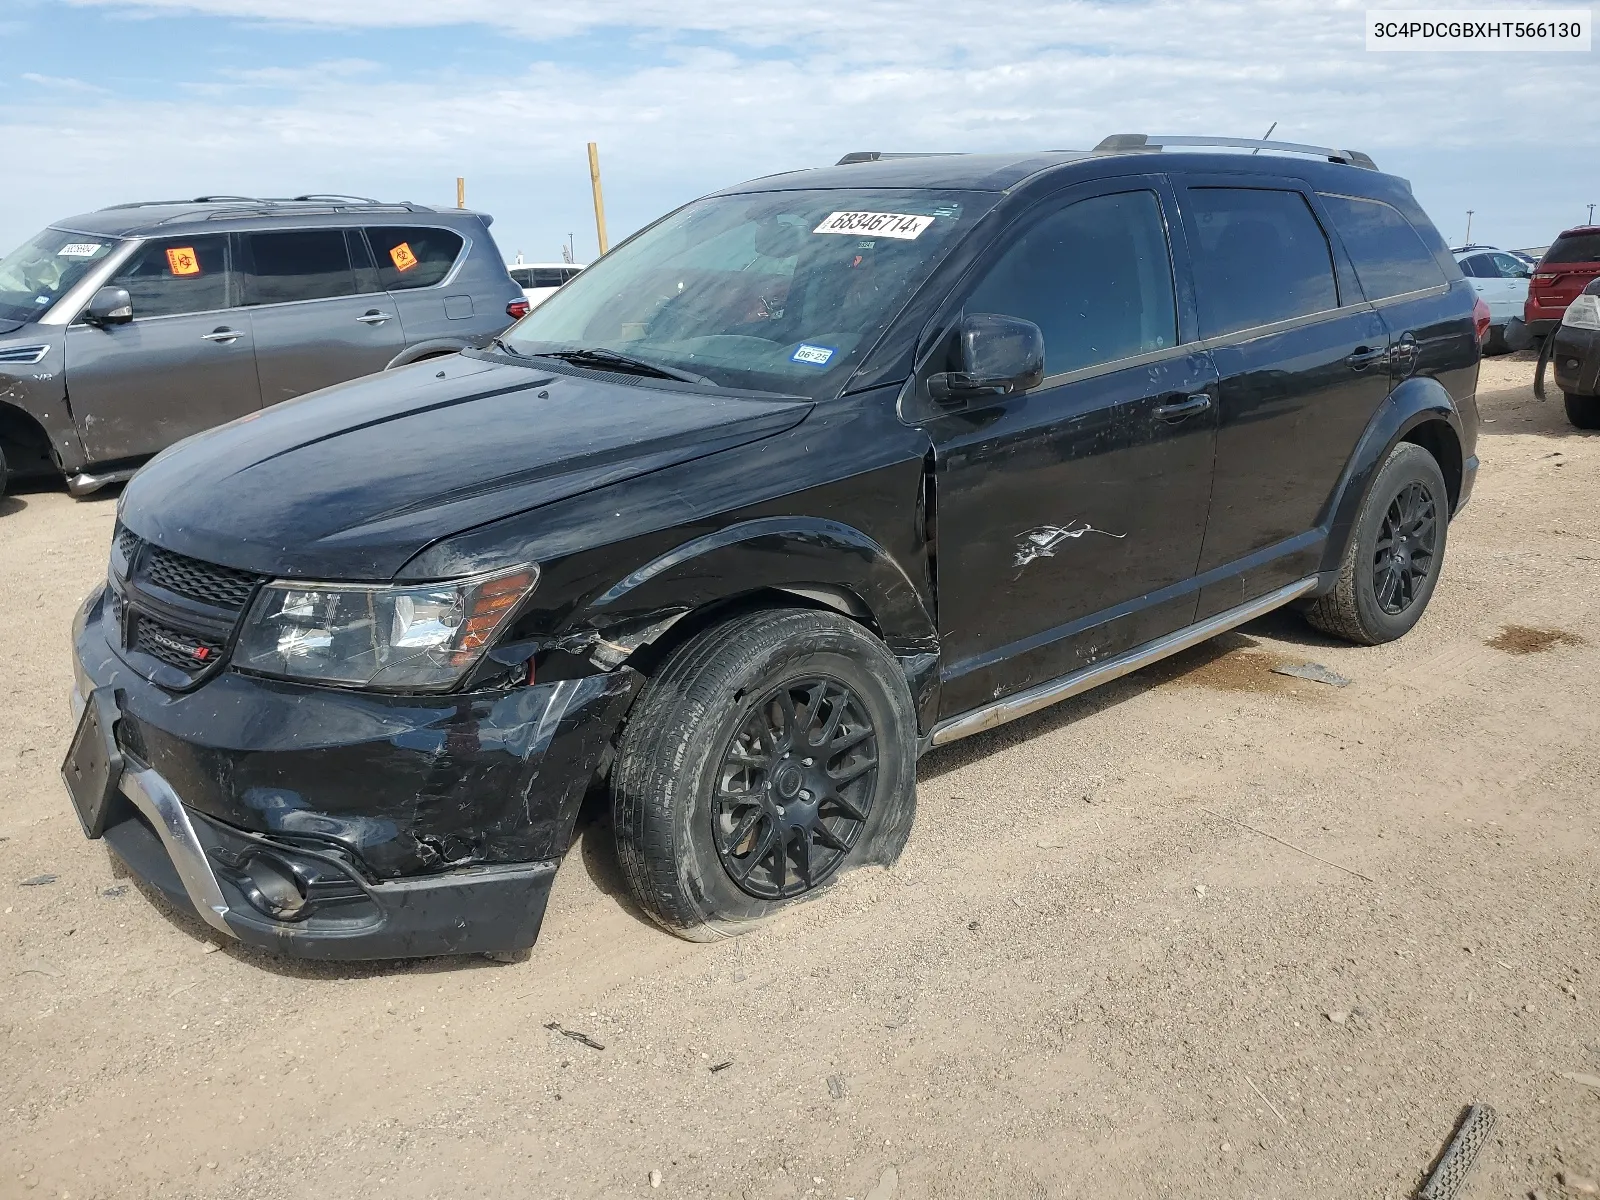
[1153,393,1213,422]
[200,328,242,344]
[1345,346,1386,369]
[356,311,394,325]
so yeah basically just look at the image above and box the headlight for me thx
[234,564,539,690]
[1562,293,1600,331]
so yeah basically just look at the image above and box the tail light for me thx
[506,298,530,320]
[1533,273,1557,285]
[1472,296,1491,345]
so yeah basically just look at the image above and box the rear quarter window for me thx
[1318,194,1447,301]
[368,226,465,290]
[1544,233,1600,264]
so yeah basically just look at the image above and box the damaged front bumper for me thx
[67,586,639,960]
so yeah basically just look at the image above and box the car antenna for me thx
[1251,122,1277,153]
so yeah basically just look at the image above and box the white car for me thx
[507,262,584,309]
[1452,245,1530,355]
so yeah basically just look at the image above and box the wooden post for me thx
[456,177,465,209]
[587,142,609,256]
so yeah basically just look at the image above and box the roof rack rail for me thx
[191,194,267,203]
[835,151,960,166]
[289,193,385,204]
[1093,134,1378,171]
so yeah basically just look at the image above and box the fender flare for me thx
[587,516,938,654]
[385,339,473,370]
[1317,375,1464,578]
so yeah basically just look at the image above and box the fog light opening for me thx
[242,854,310,921]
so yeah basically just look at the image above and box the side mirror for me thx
[928,313,1046,404]
[86,286,133,327]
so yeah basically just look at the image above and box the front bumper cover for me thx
[1552,326,1600,396]
[69,586,639,959]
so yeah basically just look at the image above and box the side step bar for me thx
[67,467,138,497]
[928,576,1320,748]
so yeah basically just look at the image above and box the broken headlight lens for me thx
[233,564,539,690]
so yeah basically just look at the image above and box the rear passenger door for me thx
[239,228,406,405]
[1174,180,1392,617]
[63,234,262,463]
[915,179,1221,716]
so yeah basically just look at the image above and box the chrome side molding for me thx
[928,576,1320,748]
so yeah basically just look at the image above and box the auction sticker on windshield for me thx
[57,243,105,258]
[813,212,934,240]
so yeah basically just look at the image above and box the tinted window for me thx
[1318,194,1447,300]
[1545,233,1600,264]
[1186,188,1338,338]
[508,268,533,286]
[367,226,465,289]
[110,236,229,319]
[531,268,567,288]
[244,230,357,304]
[965,190,1178,376]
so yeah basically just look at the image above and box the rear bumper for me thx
[1552,326,1600,396]
[69,585,639,959]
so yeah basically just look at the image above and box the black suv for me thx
[0,196,523,497]
[64,136,1480,960]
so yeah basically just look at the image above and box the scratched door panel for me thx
[932,348,1220,717]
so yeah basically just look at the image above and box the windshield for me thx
[502,188,994,395]
[0,228,121,324]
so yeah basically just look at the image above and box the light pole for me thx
[1464,210,1474,245]
[1589,203,1596,225]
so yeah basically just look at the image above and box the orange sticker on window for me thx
[389,242,418,272]
[166,246,201,276]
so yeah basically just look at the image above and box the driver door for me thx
[908,179,1221,718]
[63,234,262,464]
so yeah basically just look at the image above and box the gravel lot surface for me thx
[2,353,1597,1199]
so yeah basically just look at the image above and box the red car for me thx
[1525,225,1600,337]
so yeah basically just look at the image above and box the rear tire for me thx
[612,608,917,941]
[1564,392,1600,430]
[1304,442,1449,645]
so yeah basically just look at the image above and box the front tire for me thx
[612,608,918,941]
[1305,442,1449,645]
[1565,392,1600,430]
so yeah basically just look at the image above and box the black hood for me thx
[120,353,813,579]
[0,318,27,336]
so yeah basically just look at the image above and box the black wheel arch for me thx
[1317,376,1467,582]
[0,401,66,481]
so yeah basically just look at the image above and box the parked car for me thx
[508,262,584,309]
[65,134,1481,960]
[1535,276,1600,427]
[0,196,524,498]
[1452,245,1530,354]
[1525,225,1600,338]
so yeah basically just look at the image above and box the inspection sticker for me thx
[389,242,419,271]
[812,211,934,240]
[791,343,837,366]
[165,246,201,276]
[57,243,104,258]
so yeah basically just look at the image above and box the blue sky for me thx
[2,0,1596,261]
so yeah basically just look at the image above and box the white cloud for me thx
[20,72,109,93]
[9,1,1598,258]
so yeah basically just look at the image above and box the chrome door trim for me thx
[928,575,1319,747]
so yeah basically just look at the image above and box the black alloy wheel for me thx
[712,678,878,900]
[1371,480,1438,615]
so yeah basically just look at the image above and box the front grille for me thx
[131,614,225,673]
[115,523,141,562]
[143,546,261,609]
[108,525,262,686]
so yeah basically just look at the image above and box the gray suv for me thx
[0,196,524,497]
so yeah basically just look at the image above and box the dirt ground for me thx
[2,353,1597,1200]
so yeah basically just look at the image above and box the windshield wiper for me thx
[491,336,524,357]
[533,347,714,386]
